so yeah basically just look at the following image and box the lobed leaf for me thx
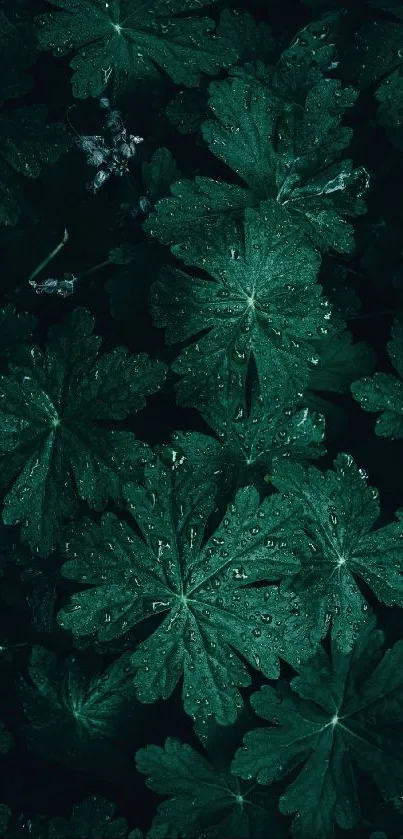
[58,459,310,740]
[232,617,403,838]
[36,0,238,98]
[0,307,165,556]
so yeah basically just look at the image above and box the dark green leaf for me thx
[36,0,238,99]
[136,737,278,839]
[0,105,72,226]
[20,646,136,773]
[48,797,130,838]
[146,42,369,254]
[0,307,165,556]
[271,453,403,651]
[232,618,403,838]
[151,201,330,410]
[58,459,308,739]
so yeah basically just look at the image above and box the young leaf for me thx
[151,201,330,411]
[232,617,403,838]
[217,9,275,66]
[308,315,376,396]
[165,87,206,135]
[48,797,130,838]
[0,105,72,226]
[304,314,376,426]
[351,316,403,438]
[58,459,308,739]
[271,453,403,652]
[355,12,403,90]
[0,307,165,556]
[135,737,279,839]
[36,0,238,99]
[354,5,403,146]
[20,646,136,773]
[142,148,180,204]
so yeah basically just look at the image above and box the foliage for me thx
[151,200,330,411]
[159,383,326,503]
[145,19,370,255]
[20,646,137,775]
[36,0,238,99]
[1,2,403,838]
[232,617,403,838]
[0,106,72,226]
[57,458,311,740]
[135,737,279,838]
[271,453,403,651]
[0,307,165,556]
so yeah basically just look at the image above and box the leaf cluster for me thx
[1,2,403,839]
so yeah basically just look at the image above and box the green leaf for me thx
[48,797,130,838]
[161,386,325,502]
[278,13,343,89]
[355,19,403,89]
[20,646,136,774]
[164,7,275,138]
[136,737,277,839]
[232,617,403,838]
[354,7,403,146]
[0,307,165,556]
[165,87,206,135]
[0,105,72,226]
[203,70,368,253]
[142,147,180,203]
[144,176,254,247]
[217,9,274,66]
[351,316,403,438]
[308,316,376,395]
[152,200,330,410]
[58,459,307,740]
[271,453,403,652]
[305,314,376,428]
[145,55,369,253]
[36,0,238,99]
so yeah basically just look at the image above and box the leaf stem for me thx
[77,258,112,280]
[29,228,69,280]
